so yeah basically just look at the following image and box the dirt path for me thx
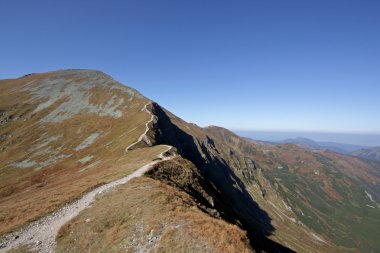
[125,102,155,152]
[0,145,173,253]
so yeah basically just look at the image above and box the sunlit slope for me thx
[352,147,380,162]
[206,127,380,252]
[0,70,256,253]
[2,69,378,252]
[136,109,337,252]
[0,70,163,235]
[56,158,253,253]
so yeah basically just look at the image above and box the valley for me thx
[0,70,379,253]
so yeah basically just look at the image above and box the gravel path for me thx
[125,102,155,152]
[0,145,172,253]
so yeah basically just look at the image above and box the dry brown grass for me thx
[56,176,253,253]
[162,122,338,252]
[0,71,163,235]
[0,146,166,236]
[0,70,346,252]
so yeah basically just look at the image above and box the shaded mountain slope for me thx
[56,175,252,253]
[0,70,260,252]
[126,106,336,252]
[352,147,380,162]
[1,69,379,253]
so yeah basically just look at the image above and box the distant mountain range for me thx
[280,137,368,153]
[352,147,380,162]
[1,70,379,252]
[278,137,380,162]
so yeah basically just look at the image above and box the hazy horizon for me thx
[234,130,380,147]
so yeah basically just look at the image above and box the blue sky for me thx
[1,1,380,137]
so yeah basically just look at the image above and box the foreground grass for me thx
[0,146,167,236]
[56,176,252,253]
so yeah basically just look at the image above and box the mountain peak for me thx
[22,69,111,79]
[1,70,379,253]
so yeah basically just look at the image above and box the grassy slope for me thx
[2,70,379,252]
[149,116,335,252]
[0,70,255,253]
[202,127,337,252]
[263,163,379,252]
[207,129,380,253]
[0,70,161,235]
[56,176,252,253]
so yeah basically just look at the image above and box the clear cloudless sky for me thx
[1,0,380,139]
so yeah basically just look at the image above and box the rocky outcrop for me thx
[143,103,296,252]
[146,157,221,219]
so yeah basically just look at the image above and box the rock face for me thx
[0,69,379,253]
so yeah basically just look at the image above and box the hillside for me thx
[280,137,369,154]
[0,70,379,253]
[206,127,380,252]
[352,147,380,162]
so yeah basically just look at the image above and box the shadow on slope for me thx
[150,103,296,253]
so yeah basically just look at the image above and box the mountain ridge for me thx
[0,69,379,253]
[277,137,370,154]
[352,147,380,162]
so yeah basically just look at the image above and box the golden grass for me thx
[0,71,162,235]
[0,71,348,252]
[56,177,252,253]
[0,146,166,236]
[160,121,338,252]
